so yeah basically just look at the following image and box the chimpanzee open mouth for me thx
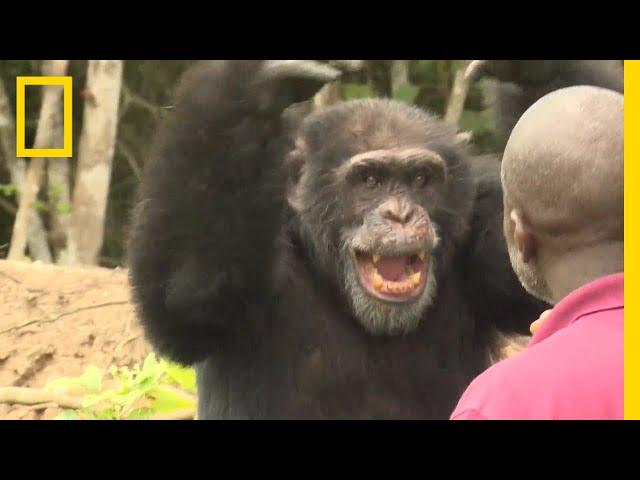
[353,249,429,303]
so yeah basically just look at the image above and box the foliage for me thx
[45,353,197,420]
[393,84,421,105]
[0,184,17,197]
[0,60,501,264]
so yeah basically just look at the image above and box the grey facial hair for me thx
[339,226,440,335]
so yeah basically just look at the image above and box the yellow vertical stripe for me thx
[625,60,638,419]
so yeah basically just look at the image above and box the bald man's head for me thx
[501,85,623,303]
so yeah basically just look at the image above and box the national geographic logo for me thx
[15,76,73,158]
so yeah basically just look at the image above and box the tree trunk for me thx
[7,60,69,262]
[47,128,71,259]
[391,60,410,94]
[444,60,473,125]
[0,74,52,263]
[366,61,393,97]
[63,60,123,266]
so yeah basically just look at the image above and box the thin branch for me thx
[114,334,140,352]
[0,386,83,409]
[0,300,128,335]
[0,269,22,284]
[117,141,142,180]
[25,402,60,411]
[0,387,196,420]
[120,83,163,120]
[444,60,473,125]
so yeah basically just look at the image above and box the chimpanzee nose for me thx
[381,197,415,225]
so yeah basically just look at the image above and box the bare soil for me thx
[0,259,150,420]
[0,259,529,420]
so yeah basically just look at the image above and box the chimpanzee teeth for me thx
[418,251,426,261]
[372,269,422,294]
[374,271,384,290]
[372,254,380,264]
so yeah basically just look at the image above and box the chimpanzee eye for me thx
[364,174,379,188]
[413,173,428,189]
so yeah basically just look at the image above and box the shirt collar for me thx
[529,272,624,346]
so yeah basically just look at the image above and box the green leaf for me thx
[148,385,196,413]
[94,408,117,420]
[32,200,48,212]
[164,362,197,393]
[82,392,109,408]
[135,372,165,396]
[80,410,99,420]
[55,409,80,420]
[393,84,420,105]
[79,365,103,393]
[55,202,71,214]
[125,408,154,420]
[111,389,144,408]
[341,82,373,100]
[459,109,495,137]
[46,365,102,396]
[0,184,17,197]
[48,183,64,197]
[140,353,162,378]
[45,377,77,392]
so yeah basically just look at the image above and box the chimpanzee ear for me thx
[281,101,314,141]
[285,138,308,213]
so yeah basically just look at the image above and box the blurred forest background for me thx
[0,60,502,268]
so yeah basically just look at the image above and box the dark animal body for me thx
[127,60,623,419]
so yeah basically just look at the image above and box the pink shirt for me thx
[451,273,623,420]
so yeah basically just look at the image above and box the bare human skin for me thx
[501,85,623,343]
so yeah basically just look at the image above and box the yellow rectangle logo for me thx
[15,76,73,158]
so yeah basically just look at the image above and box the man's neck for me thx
[543,242,623,302]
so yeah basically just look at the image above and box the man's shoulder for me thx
[450,317,623,420]
[450,350,538,420]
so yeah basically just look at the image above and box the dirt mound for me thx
[0,259,151,419]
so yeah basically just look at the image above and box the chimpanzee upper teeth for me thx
[418,251,426,261]
[372,254,380,264]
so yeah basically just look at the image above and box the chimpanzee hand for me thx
[465,60,562,86]
[255,60,363,114]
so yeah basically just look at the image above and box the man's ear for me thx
[510,209,537,263]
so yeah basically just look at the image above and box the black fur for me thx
[482,60,624,148]
[128,60,618,419]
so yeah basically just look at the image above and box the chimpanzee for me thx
[127,60,622,419]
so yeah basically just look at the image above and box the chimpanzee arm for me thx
[470,60,624,148]
[127,61,340,364]
[463,155,550,335]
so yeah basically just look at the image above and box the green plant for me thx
[0,184,17,197]
[45,353,197,420]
